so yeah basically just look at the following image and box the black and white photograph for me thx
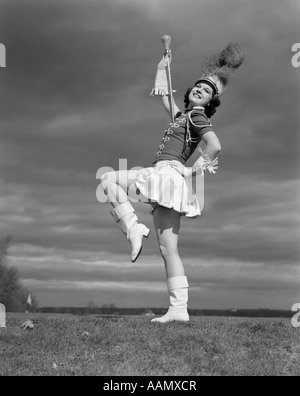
[0,0,299,378]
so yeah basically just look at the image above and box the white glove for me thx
[150,52,175,96]
[170,155,219,178]
[192,155,219,176]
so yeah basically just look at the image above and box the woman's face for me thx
[188,82,214,108]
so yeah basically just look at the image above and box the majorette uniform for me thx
[135,107,213,218]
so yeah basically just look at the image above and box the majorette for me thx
[100,40,244,323]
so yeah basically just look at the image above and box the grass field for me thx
[0,313,299,376]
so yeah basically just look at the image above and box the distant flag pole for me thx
[26,294,32,314]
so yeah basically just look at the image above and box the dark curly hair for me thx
[184,87,221,119]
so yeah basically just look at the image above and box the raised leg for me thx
[100,170,141,208]
[100,170,150,262]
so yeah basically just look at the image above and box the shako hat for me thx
[195,43,245,97]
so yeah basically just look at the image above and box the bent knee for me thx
[100,172,116,187]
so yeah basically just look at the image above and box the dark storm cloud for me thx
[0,0,162,115]
[0,0,299,308]
[1,0,298,178]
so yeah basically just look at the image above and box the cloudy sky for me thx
[0,0,299,309]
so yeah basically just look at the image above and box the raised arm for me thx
[161,94,181,119]
[150,52,181,119]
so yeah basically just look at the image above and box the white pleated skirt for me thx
[134,160,202,218]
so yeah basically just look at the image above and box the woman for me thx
[100,42,244,323]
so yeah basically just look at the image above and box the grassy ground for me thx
[0,313,299,376]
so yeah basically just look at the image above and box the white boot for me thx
[110,202,151,263]
[151,276,190,323]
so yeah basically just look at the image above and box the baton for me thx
[162,35,175,123]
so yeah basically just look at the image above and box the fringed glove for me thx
[193,147,219,176]
[150,52,176,96]
[198,155,219,175]
[170,155,219,178]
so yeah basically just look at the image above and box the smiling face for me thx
[188,82,214,109]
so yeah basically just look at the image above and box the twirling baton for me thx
[162,35,175,123]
